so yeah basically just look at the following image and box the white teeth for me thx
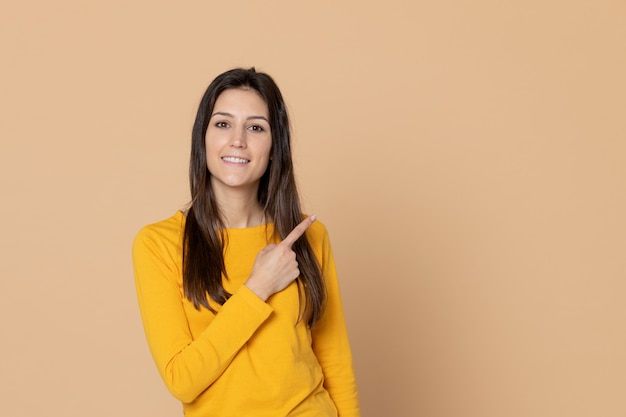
[222,156,249,164]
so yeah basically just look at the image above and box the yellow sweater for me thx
[132,211,360,417]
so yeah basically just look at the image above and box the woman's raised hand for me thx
[244,215,316,301]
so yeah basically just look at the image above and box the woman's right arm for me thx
[132,225,273,404]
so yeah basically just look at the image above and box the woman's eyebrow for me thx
[248,115,270,123]
[211,111,234,118]
[211,111,269,123]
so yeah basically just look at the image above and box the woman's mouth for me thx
[222,156,250,164]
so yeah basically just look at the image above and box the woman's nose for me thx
[229,127,247,148]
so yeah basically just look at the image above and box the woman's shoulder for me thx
[133,211,186,250]
[304,214,330,246]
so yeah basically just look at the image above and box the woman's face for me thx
[205,88,272,195]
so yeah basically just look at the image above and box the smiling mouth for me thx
[222,156,250,164]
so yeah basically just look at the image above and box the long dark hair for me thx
[183,68,326,327]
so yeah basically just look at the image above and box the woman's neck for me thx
[213,186,265,228]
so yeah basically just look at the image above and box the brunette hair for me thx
[183,67,326,327]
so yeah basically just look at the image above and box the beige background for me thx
[1,1,625,416]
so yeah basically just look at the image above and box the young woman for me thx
[132,68,360,416]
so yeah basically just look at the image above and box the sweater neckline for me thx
[176,210,275,234]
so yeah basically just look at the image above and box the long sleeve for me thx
[310,226,361,417]
[132,221,273,404]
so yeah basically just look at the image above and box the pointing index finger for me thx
[281,215,317,248]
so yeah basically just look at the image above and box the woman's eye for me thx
[249,125,265,132]
[215,121,229,128]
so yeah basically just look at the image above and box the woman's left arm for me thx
[310,225,361,417]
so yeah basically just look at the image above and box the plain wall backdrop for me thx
[1,1,625,416]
